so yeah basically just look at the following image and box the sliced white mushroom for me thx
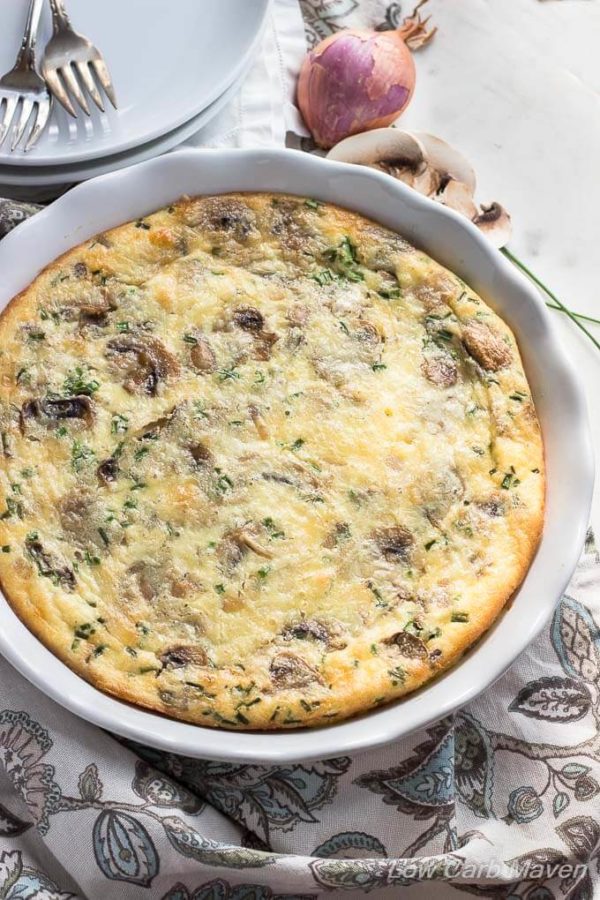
[438,179,479,219]
[411,164,442,197]
[327,128,512,248]
[410,132,477,194]
[327,129,429,189]
[472,203,512,248]
[328,128,478,204]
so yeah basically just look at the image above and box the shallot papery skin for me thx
[298,29,416,150]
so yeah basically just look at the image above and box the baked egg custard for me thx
[0,193,544,728]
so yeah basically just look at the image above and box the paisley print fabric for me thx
[0,200,42,239]
[1,3,599,898]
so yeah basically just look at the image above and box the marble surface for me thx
[397,0,600,533]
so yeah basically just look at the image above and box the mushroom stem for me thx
[249,405,269,439]
[239,532,273,559]
[502,248,600,353]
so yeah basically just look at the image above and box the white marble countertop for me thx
[397,0,600,534]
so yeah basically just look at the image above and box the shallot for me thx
[297,1,436,149]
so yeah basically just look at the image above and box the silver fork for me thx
[0,0,52,153]
[42,0,117,117]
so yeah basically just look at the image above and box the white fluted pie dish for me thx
[0,149,592,762]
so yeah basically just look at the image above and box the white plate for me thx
[0,149,593,763]
[0,65,248,191]
[0,0,268,167]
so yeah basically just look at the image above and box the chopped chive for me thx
[262,517,285,539]
[83,550,101,566]
[74,623,95,639]
[388,665,406,685]
[111,413,129,434]
[215,472,233,493]
[368,583,388,608]
[0,497,23,520]
[193,400,209,419]
[71,440,95,471]
[311,268,336,286]
[451,612,470,623]
[217,367,240,382]
[63,366,100,397]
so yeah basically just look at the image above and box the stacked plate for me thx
[0,0,269,195]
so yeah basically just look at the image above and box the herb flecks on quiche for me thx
[0,194,544,729]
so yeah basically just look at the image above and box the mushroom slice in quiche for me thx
[0,193,544,729]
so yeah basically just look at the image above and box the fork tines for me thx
[0,94,51,152]
[43,56,117,118]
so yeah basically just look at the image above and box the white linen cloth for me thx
[1,2,599,898]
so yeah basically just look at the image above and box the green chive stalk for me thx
[502,248,600,353]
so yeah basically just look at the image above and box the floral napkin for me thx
[1,2,599,899]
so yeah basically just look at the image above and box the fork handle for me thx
[15,0,44,68]
[48,0,72,32]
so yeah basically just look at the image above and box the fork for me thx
[42,0,117,117]
[0,0,52,153]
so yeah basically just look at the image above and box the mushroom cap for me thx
[438,179,479,219]
[327,127,512,248]
[411,132,477,194]
[473,202,512,249]
[327,128,425,171]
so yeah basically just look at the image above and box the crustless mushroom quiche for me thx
[0,193,544,729]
